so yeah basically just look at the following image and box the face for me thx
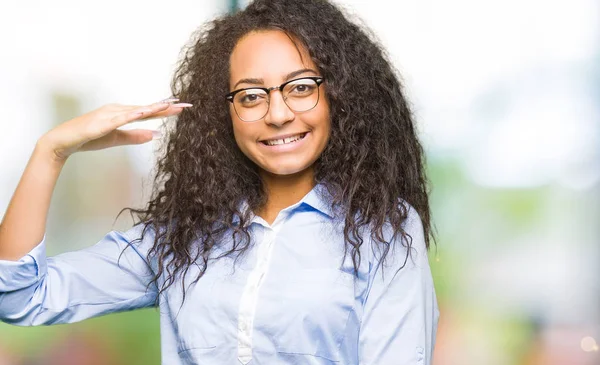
[229,30,331,177]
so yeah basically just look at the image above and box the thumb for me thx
[79,129,157,152]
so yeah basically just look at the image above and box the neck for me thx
[257,167,315,225]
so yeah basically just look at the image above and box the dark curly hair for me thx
[124,0,433,302]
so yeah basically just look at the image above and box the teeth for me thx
[265,133,305,146]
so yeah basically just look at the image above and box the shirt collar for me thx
[298,182,336,219]
[233,182,337,225]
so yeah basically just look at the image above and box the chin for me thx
[260,162,314,177]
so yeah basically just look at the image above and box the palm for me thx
[41,100,192,161]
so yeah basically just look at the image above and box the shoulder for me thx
[121,222,156,244]
[111,222,160,260]
[369,201,428,270]
[400,202,426,252]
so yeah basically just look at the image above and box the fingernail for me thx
[171,103,193,107]
[158,98,179,104]
[152,130,163,140]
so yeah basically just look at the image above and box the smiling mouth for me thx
[261,132,308,146]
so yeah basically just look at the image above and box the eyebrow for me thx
[232,68,318,89]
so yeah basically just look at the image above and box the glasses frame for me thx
[225,76,324,122]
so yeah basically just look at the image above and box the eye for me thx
[287,80,317,96]
[293,84,310,93]
[241,94,259,103]
[236,89,267,106]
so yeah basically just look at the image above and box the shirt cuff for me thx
[0,236,47,292]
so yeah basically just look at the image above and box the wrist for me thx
[34,137,68,168]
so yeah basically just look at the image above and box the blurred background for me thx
[0,0,598,364]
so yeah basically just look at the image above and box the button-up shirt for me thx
[0,185,439,364]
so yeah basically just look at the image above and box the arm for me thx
[359,207,440,365]
[0,226,158,325]
[0,144,64,261]
[0,100,182,261]
[0,100,190,324]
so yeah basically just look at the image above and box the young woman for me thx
[0,1,439,364]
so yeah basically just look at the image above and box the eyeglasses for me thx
[225,76,324,122]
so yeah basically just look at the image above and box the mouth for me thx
[260,132,308,146]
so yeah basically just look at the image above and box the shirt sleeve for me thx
[359,207,440,365]
[0,225,158,326]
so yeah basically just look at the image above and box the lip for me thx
[258,132,310,153]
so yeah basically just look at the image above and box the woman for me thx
[0,0,439,364]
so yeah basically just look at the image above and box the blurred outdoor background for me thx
[0,0,598,364]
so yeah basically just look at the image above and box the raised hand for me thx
[39,99,192,162]
[0,98,192,260]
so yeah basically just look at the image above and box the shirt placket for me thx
[237,225,278,364]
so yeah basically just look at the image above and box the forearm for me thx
[0,139,65,260]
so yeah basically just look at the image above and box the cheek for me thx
[231,120,258,158]
[313,106,331,141]
[232,122,246,149]
[316,96,331,127]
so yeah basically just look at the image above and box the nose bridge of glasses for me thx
[265,85,288,103]
[266,85,283,93]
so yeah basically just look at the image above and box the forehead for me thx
[229,30,315,85]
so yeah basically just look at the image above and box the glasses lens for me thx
[234,88,269,121]
[283,78,320,112]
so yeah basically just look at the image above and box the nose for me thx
[264,90,294,127]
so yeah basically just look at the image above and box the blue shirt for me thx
[0,185,439,364]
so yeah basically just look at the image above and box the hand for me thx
[38,99,192,162]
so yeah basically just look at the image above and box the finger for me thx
[137,104,192,120]
[112,98,181,113]
[79,129,154,151]
[118,102,193,122]
[105,102,172,132]
[102,100,190,123]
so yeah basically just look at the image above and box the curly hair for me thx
[124,0,433,302]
